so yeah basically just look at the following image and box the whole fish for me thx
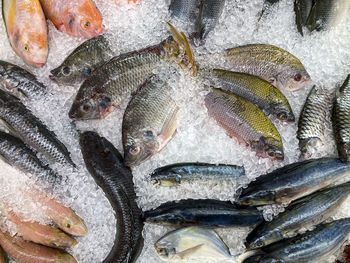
[143,199,264,227]
[294,0,314,35]
[69,23,196,120]
[0,60,46,99]
[245,182,350,249]
[155,226,234,261]
[297,86,330,159]
[151,162,245,187]
[122,76,179,167]
[80,131,144,263]
[237,158,350,206]
[243,218,350,263]
[2,0,48,67]
[204,69,295,122]
[0,89,75,167]
[169,0,199,21]
[49,35,114,85]
[39,0,104,39]
[205,88,284,161]
[333,75,350,163]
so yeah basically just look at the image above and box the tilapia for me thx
[49,35,114,85]
[297,86,330,159]
[246,182,350,249]
[80,131,144,263]
[333,74,350,163]
[39,0,104,39]
[0,60,46,99]
[237,158,350,206]
[169,0,199,21]
[151,162,245,187]
[204,69,295,122]
[0,89,75,167]
[122,76,179,167]
[143,199,264,227]
[294,0,314,35]
[155,226,234,261]
[69,23,196,120]
[2,0,48,67]
[205,88,284,161]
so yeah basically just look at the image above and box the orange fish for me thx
[39,0,104,39]
[2,0,48,67]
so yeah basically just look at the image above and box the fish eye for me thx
[24,44,29,52]
[62,66,71,76]
[143,130,154,137]
[294,73,302,82]
[129,145,140,156]
[82,104,91,112]
[99,96,111,109]
[84,21,90,29]
[278,112,287,121]
[268,150,276,157]
[83,66,92,76]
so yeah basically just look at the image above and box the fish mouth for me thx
[49,74,57,81]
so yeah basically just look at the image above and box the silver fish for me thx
[169,0,199,21]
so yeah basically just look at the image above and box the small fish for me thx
[0,60,47,99]
[297,86,330,159]
[39,0,104,39]
[333,75,350,163]
[123,76,179,167]
[245,182,350,249]
[205,88,284,161]
[237,158,350,206]
[204,69,295,122]
[49,35,114,85]
[151,162,245,187]
[2,0,48,67]
[144,199,264,227]
[294,0,314,35]
[169,0,199,21]
[155,226,235,261]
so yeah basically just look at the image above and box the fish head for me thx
[237,189,276,206]
[151,174,181,187]
[338,142,350,163]
[280,69,311,91]
[246,230,279,250]
[69,94,112,120]
[252,137,284,161]
[50,61,93,85]
[275,107,295,122]
[56,213,88,237]
[154,242,176,260]
[299,137,323,159]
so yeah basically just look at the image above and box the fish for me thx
[205,88,284,161]
[333,74,350,163]
[0,60,47,99]
[0,230,77,263]
[68,22,196,120]
[122,76,179,167]
[203,69,295,122]
[294,0,314,35]
[79,131,144,263]
[39,0,103,39]
[237,158,350,206]
[155,226,235,261]
[151,162,245,187]
[143,199,264,227]
[297,86,330,159]
[2,0,48,67]
[49,35,115,85]
[245,182,350,249]
[0,89,75,167]
[169,0,199,21]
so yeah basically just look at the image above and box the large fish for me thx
[205,88,284,161]
[297,86,330,159]
[39,0,104,39]
[204,69,295,122]
[2,0,48,67]
[49,35,114,85]
[237,158,350,206]
[245,182,350,249]
[333,74,350,163]
[169,0,199,21]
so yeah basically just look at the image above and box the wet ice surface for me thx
[0,0,349,262]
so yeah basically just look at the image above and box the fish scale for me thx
[169,0,199,20]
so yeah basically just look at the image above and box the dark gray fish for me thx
[0,89,74,167]
[237,158,350,206]
[294,0,314,35]
[169,0,199,21]
[0,60,46,99]
[245,182,350,249]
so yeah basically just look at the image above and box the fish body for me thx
[204,69,295,122]
[155,226,233,261]
[294,0,314,35]
[297,86,330,159]
[0,90,74,167]
[169,0,199,21]
[39,0,103,39]
[333,75,350,163]
[80,131,144,263]
[205,88,284,161]
[122,76,179,167]
[151,162,245,187]
[49,35,114,85]
[246,182,350,249]
[143,199,264,227]
[2,0,48,67]
[237,158,350,206]
[0,60,46,99]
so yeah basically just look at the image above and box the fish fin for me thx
[159,106,179,145]
[0,153,12,166]
[0,119,19,137]
[305,1,318,32]
[177,244,204,259]
[338,74,350,96]
[294,0,304,36]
